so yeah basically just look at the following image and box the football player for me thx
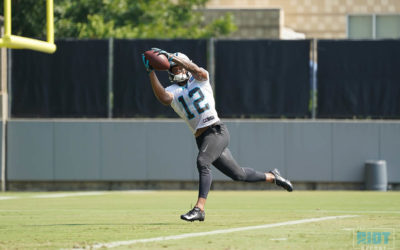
[142,48,293,222]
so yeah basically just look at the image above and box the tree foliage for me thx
[0,0,236,39]
[0,0,47,38]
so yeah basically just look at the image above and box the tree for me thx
[0,0,236,39]
[0,0,47,38]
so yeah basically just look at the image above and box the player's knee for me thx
[197,155,211,172]
[231,171,246,182]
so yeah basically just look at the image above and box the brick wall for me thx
[202,9,282,38]
[206,0,400,38]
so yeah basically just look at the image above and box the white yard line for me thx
[309,210,400,214]
[0,196,17,200]
[33,192,105,198]
[0,190,152,201]
[270,238,288,241]
[0,192,106,200]
[87,215,359,249]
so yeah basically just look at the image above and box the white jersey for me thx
[165,72,220,134]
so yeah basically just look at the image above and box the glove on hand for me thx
[151,48,174,62]
[141,54,154,73]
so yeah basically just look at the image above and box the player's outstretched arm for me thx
[148,71,173,106]
[171,56,208,82]
[142,53,173,106]
[151,48,208,82]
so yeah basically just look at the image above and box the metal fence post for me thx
[107,38,114,118]
[0,53,6,192]
[311,38,317,119]
[207,38,216,91]
[1,16,9,191]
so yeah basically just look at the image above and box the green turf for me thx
[0,191,399,249]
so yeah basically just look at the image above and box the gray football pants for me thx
[195,122,266,199]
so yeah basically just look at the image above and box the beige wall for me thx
[206,0,400,38]
[203,9,282,38]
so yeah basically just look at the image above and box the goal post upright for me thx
[1,0,57,191]
[0,0,57,54]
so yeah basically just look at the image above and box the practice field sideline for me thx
[0,191,399,249]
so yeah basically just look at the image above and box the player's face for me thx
[171,66,186,75]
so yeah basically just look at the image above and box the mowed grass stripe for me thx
[89,215,358,249]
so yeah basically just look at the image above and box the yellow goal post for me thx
[0,0,56,54]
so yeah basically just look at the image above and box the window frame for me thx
[347,13,400,39]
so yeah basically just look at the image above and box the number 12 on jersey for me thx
[178,87,210,119]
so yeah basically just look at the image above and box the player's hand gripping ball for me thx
[143,49,171,71]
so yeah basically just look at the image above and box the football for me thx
[144,50,170,71]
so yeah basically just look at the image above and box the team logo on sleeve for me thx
[203,116,215,123]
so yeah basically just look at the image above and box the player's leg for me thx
[213,148,267,182]
[212,137,293,191]
[196,126,228,197]
[181,123,228,222]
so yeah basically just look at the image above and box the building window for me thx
[347,14,400,39]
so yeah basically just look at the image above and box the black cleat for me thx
[269,168,293,192]
[180,207,205,222]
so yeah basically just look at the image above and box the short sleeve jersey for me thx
[165,72,220,134]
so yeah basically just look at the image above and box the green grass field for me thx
[0,191,399,249]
